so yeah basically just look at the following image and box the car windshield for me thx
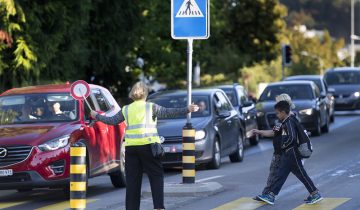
[0,93,78,125]
[286,78,323,92]
[148,95,210,119]
[259,85,314,102]
[324,71,360,85]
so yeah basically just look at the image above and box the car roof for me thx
[213,84,244,89]
[148,88,223,98]
[285,75,322,80]
[325,67,360,72]
[0,83,103,96]
[267,80,315,87]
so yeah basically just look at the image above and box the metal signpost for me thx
[171,0,209,183]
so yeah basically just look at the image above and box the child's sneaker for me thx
[305,192,323,204]
[257,194,275,205]
[252,195,262,201]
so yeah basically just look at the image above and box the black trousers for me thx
[125,144,164,210]
[270,147,317,195]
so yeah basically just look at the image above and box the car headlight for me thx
[257,111,264,117]
[353,91,360,98]
[38,135,70,151]
[195,130,206,140]
[299,108,313,115]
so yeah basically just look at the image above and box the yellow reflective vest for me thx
[122,100,160,146]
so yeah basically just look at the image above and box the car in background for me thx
[148,89,245,169]
[284,75,335,122]
[323,67,360,111]
[214,84,259,145]
[0,84,126,193]
[256,81,329,136]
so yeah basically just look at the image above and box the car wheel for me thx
[312,116,322,136]
[249,133,259,146]
[207,137,221,169]
[330,114,335,123]
[109,143,126,188]
[321,115,330,133]
[229,135,244,162]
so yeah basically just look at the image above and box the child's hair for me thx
[274,100,290,114]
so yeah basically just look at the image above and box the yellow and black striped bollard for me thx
[70,144,87,210]
[182,123,196,183]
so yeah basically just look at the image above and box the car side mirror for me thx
[218,110,231,118]
[327,88,335,94]
[242,101,253,107]
[320,93,326,99]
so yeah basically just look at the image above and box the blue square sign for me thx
[171,0,209,39]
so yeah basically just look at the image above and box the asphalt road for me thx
[0,111,360,210]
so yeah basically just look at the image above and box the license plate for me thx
[0,169,13,177]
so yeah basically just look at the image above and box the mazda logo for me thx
[0,148,7,158]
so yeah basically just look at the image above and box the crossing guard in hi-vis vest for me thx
[91,82,199,210]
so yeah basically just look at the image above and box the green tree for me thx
[287,29,345,76]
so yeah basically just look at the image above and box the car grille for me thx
[164,136,183,143]
[0,145,33,167]
[0,172,31,183]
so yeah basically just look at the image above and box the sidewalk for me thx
[140,182,224,210]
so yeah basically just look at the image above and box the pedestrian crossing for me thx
[213,197,351,210]
[0,195,353,209]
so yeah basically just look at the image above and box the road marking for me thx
[0,201,28,209]
[293,198,350,210]
[197,175,224,183]
[35,199,97,210]
[212,197,266,210]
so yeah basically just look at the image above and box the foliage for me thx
[0,0,349,100]
[280,0,359,41]
[287,29,345,76]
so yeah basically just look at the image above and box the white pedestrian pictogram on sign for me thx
[176,0,204,18]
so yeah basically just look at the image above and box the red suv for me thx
[0,84,126,193]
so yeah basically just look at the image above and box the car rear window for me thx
[0,93,78,125]
[324,71,360,85]
[148,95,210,119]
[259,84,314,102]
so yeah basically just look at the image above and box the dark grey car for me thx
[148,89,244,169]
[284,75,335,122]
[256,81,329,136]
[324,67,360,111]
[214,84,259,145]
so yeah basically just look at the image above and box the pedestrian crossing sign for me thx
[171,0,209,39]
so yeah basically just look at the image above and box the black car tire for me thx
[229,135,244,162]
[330,114,335,123]
[109,143,126,188]
[207,138,221,169]
[321,115,330,133]
[312,116,322,136]
[249,134,259,146]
